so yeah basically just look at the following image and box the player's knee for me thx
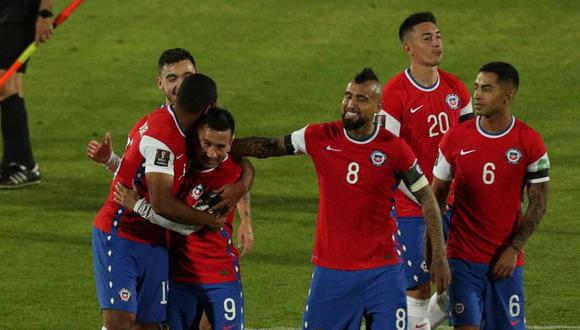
[103,310,136,330]
[407,281,431,299]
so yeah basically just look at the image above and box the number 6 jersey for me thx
[290,120,427,270]
[433,116,550,265]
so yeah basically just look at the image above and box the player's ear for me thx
[402,40,412,56]
[504,87,516,105]
[156,76,163,90]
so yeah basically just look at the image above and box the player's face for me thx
[342,81,381,131]
[157,60,196,105]
[196,126,233,169]
[473,72,513,117]
[404,22,443,67]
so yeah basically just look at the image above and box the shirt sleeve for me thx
[290,126,309,155]
[381,85,404,137]
[433,148,454,181]
[457,81,474,119]
[391,139,428,192]
[133,199,200,235]
[139,135,176,175]
[525,131,550,183]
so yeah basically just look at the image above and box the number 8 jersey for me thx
[290,120,427,270]
[433,116,550,265]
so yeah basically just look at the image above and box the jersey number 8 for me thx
[346,162,360,184]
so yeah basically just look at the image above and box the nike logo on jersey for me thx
[223,325,237,330]
[510,320,520,326]
[460,149,476,156]
[176,154,184,160]
[410,105,424,113]
[326,145,342,152]
[415,322,429,329]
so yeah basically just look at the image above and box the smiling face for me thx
[403,22,443,67]
[341,80,381,131]
[156,59,197,105]
[195,125,233,169]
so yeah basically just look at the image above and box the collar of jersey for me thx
[343,123,380,144]
[476,115,515,139]
[166,105,187,138]
[405,68,440,92]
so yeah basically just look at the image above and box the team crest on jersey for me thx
[370,150,387,167]
[505,147,522,164]
[119,288,132,302]
[445,93,460,110]
[191,184,204,200]
[454,303,465,314]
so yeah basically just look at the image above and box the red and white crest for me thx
[445,93,460,110]
[119,288,132,302]
[505,147,522,164]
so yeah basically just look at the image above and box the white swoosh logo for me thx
[460,149,476,156]
[326,145,342,152]
[176,154,185,160]
[410,105,424,113]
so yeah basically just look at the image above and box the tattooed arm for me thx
[491,182,549,280]
[230,135,296,159]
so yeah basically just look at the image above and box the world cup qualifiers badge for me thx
[119,288,132,302]
[370,150,387,167]
[445,93,460,110]
[506,147,522,164]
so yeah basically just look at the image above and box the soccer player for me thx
[0,0,55,188]
[381,12,474,329]
[92,74,229,330]
[231,68,450,329]
[114,108,247,330]
[432,62,549,330]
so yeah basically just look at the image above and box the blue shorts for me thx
[167,281,244,330]
[396,211,452,289]
[302,264,407,330]
[448,259,526,330]
[92,227,169,323]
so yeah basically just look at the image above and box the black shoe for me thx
[0,163,41,189]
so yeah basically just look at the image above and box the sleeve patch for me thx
[154,149,171,167]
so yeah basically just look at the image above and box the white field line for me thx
[247,326,580,330]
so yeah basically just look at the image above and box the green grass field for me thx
[0,0,579,328]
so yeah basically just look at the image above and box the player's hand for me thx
[114,182,140,210]
[207,214,227,231]
[210,181,246,213]
[490,246,518,281]
[35,17,54,44]
[430,254,451,294]
[237,219,254,257]
[87,132,113,164]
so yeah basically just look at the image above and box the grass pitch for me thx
[0,0,579,328]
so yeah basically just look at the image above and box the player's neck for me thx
[409,63,438,87]
[479,110,512,133]
[346,122,376,141]
[175,110,201,132]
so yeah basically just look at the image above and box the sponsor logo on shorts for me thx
[445,93,460,110]
[505,147,522,164]
[454,302,465,314]
[370,150,387,167]
[119,288,132,302]
[154,149,171,167]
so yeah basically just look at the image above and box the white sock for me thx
[427,291,449,328]
[407,296,431,330]
[101,327,108,330]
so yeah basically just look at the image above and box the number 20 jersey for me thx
[290,121,421,270]
[433,116,550,265]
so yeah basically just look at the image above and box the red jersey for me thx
[291,121,425,270]
[94,105,188,246]
[382,68,472,217]
[169,156,242,284]
[433,116,550,265]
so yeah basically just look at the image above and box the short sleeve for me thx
[457,81,474,118]
[381,85,404,137]
[525,131,550,184]
[291,126,309,155]
[139,135,176,175]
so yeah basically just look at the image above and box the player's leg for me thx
[448,259,486,330]
[302,266,365,330]
[0,23,39,187]
[166,282,202,330]
[135,243,170,327]
[482,266,525,330]
[427,210,453,328]
[201,281,244,329]
[363,264,407,330]
[396,216,432,329]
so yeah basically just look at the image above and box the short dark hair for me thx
[197,107,235,135]
[399,12,437,42]
[158,48,196,74]
[176,74,217,114]
[354,68,379,83]
[479,61,519,90]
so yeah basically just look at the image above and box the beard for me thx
[342,113,367,130]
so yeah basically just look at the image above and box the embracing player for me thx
[381,12,473,329]
[115,108,247,330]
[231,68,450,329]
[432,62,549,329]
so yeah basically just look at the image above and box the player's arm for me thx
[230,135,296,159]
[87,132,122,173]
[491,181,549,280]
[210,157,254,212]
[114,183,199,235]
[236,192,254,257]
[147,172,224,229]
[402,163,451,294]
